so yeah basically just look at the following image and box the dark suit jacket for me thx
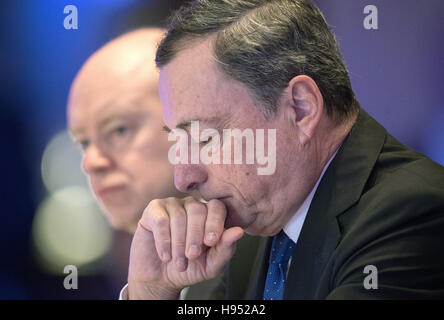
[202,108,444,299]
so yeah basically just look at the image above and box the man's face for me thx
[68,69,176,233]
[159,39,309,236]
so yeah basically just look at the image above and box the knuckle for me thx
[152,215,169,229]
[165,196,181,204]
[146,198,164,212]
[161,238,172,245]
[188,224,204,236]
[173,239,186,249]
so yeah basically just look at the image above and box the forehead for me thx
[158,38,258,128]
[68,53,160,130]
[68,86,157,135]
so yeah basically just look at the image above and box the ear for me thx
[281,75,324,145]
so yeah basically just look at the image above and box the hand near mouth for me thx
[127,196,244,300]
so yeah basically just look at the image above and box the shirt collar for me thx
[284,148,339,244]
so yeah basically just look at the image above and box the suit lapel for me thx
[283,169,341,299]
[245,236,272,299]
[284,108,387,299]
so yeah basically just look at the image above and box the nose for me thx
[82,145,112,175]
[174,163,208,193]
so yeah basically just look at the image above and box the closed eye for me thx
[200,135,213,146]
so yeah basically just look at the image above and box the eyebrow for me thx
[70,111,144,139]
[162,116,230,133]
[163,120,192,133]
[98,113,129,128]
[70,115,127,139]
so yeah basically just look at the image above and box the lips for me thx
[95,185,125,198]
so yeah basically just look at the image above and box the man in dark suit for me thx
[213,107,444,299]
[123,0,444,299]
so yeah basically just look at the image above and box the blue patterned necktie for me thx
[263,230,295,300]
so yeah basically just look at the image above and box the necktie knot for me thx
[269,230,294,265]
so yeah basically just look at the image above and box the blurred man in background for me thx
[67,28,182,234]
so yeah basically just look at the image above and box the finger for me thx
[184,199,207,260]
[204,199,227,247]
[141,200,171,263]
[166,200,188,272]
[206,227,244,277]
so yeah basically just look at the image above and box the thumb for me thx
[129,223,162,281]
[206,227,244,277]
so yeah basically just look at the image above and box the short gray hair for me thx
[156,0,359,124]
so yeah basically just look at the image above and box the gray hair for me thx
[156,0,359,124]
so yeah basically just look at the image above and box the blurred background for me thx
[0,0,442,299]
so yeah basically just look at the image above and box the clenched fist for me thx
[127,197,244,299]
